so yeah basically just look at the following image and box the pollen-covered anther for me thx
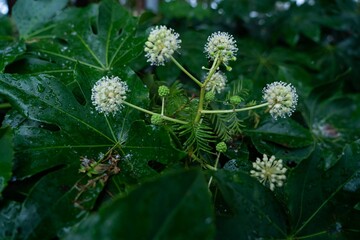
[91,76,129,115]
[204,31,238,64]
[144,25,181,66]
[250,154,287,191]
[262,81,298,120]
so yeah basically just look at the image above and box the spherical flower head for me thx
[158,85,170,97]
[205,91,216,102]
[216,142,227,153]
[205,71,227,94]
[229,95,242,105]
[262,81,298,120]
[144,25,181,66]
[250,154,287,191]
[204,31,238,64]
[151,114,163,125]
[91,76,128,116]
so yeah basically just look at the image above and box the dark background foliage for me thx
[0,0,359,239]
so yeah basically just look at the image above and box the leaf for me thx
[214,170,288,239]
[247,117,314,148]
[12,0,68,38]
[251,137,314,164]
[23,0,145,83]
[0,127,13,195]
[286,141,360,239]
[12,165,102,240]
[65,169,215,240]
[0,40,26,73]
[180,122,216,156]
[120,121,187,180]
[0,201,21,239]
[0,69,185,238]
[0,72,144,178]
[303,86,360,169]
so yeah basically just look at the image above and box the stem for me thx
[170,56,202,87]
[201,102,269,114]
[122,101,188,125]
[161,97,165,115]
[0,103,11,109]
[294,231,327,239]
[208,152,221,188]
[194,55,221,124]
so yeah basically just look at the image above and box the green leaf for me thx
[24,0,145,81]
[65,169,215,240]
[0,201,21,239]
[0,16,13,36]
[303,86,360,169]
[0,40,26,73]
[13,165,102,240]
[121,121,186,180]
[0,73,144,178]
[214,170,288,239]
[0,127,13,195]
[247,118,314,148]
[251,137,314,164]
[286,141,360,239]
[13,0,68,38]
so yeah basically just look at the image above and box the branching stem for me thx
[194,54,220,124]
[208,152,221,188]
[171,56,202,87]
[201,102,269,114]
[122,101,188,125]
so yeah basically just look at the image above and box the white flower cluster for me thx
[144,25,181,66]
[205,71,227,93]
[262,81,298,120]
[250,154,287,191]
[204,32,238,64]
[91,76,128,115]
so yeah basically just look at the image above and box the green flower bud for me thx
[229,95,242,105]
[151,114,163,125]
[205,91,215,102]
[216,142,227,153]
[158,85,170,97]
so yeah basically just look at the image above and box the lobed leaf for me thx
[286,141,360,238]
[65,169,215,240]
[214,170,288,239]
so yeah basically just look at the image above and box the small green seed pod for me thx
[158,85,170,97]
[229,95,242,105]
[216,142,227,153]
[205,91,216,102]
[151,114,163,125]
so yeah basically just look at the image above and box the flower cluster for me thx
[250,154,287,191]
[204,31,238,65]
[205,71,227,93]
[262,81,298,120]
[91,76,128,115]
[144,25,181,66]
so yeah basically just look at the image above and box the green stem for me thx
[294,231,327,239]
[122,101,188,125]
[161,97,165,115]
[0,103,11,109]
[170,56,202,87]
[208,152,221,188]
[194,55,221,124]
[201,102,269,114]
